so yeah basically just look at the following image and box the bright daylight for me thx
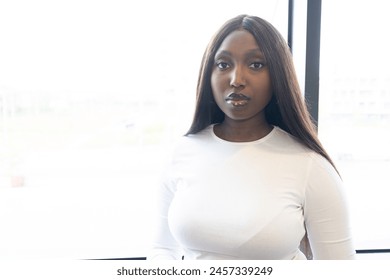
[0,0,389,262]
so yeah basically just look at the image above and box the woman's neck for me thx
[214,119,273,142]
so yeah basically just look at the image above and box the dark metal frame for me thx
[304,0,322,128]
[287,0,294,52]
[288,0,321,128]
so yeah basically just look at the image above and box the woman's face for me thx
[211,29,272,124]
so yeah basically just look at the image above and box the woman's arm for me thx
[148,178,182,260]
[303,154,356,260]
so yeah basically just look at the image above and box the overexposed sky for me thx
[0,0,287,94]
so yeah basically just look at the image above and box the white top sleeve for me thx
[304,154,356,259]
[148,177,183,260]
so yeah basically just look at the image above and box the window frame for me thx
[290,0,390,256]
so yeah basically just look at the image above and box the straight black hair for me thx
[186,15,338,173]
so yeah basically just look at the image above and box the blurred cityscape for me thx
[0,87,192,188]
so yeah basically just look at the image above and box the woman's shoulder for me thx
[167,125,215,157]
[268,126,312,154]
[184,125,214,139]
[272,127,336,169]
[175,125,215,146]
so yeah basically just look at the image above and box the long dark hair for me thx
[186,14,337,173]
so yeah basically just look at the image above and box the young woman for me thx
[149,15,356,260]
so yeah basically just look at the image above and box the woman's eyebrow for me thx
[245,49,265,58]
[215,49,265,59]
[214,50,232,58]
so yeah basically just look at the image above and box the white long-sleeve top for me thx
[149,125,356,260]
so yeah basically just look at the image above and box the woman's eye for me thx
[250,62,264,69]
[216,62,230,70]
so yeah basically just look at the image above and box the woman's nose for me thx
[230,66,246,88]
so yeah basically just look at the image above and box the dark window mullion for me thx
[304,0,322,128]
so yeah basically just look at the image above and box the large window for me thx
[3,0,387,260]
[319,0,390,254]
[0,0,288,259]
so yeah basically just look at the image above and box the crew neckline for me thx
[210,124,277,145]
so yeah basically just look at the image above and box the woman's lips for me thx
[225,93,250,107]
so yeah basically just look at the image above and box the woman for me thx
[149,15,356,260]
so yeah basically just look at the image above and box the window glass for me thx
[0,0,288,258]
[0,0,288,189]
[319,0,390,250]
